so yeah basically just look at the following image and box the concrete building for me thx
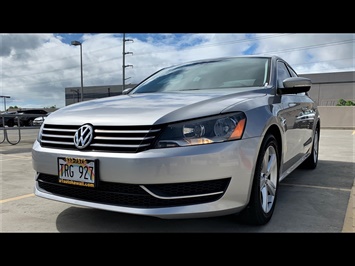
[65,84,136,106]
[300,71,355,106]
[62,71,354,129]
[65,71,355,107]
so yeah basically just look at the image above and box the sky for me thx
[0,33,354,111]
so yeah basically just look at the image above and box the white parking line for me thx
[280,183,352,192]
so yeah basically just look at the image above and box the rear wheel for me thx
[7,119,14,127]
[300,127,319,169]
[237,134,280,225]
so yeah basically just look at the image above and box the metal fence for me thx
[0,113,43,145]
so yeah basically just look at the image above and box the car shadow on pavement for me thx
[54,160,354,233]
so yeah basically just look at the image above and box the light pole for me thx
[71,40,84,102]
[0,95,10,112]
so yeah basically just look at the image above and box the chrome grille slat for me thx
[91,143,150,148]
[94,136,155,140]
[40,124,162,153]
[95,129,161,133]
[41,140,75,145]
[43,128,77,132]
[42,134,74,138]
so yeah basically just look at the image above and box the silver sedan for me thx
[32,55,320,225]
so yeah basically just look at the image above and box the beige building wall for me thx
[318,106,355,129]
[319,83,355,106]
[301,71,355,106]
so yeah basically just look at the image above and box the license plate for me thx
[58,157,98,188]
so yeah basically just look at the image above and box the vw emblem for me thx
[74,124,94,149]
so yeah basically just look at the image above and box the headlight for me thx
[155,112,246,148]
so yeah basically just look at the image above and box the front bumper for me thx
[32,137,260,219]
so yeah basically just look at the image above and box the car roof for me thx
[162,55,282,69]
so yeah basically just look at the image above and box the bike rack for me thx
[1,113,46,145]
[1,114,23,145]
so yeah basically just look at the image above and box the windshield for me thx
[131,57,270,94]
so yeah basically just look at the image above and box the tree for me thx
[336,99,355,106]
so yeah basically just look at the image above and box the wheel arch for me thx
[264,124,282,163]
[258,124,283,182]
[237,124,282,225]
[244,123,282,205]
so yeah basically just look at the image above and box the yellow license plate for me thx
[58,157,97,188]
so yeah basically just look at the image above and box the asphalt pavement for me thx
[0,127,354,232]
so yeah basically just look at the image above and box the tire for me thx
[7,119,14,127]
[300,127,319,170]
[237,134,280,225]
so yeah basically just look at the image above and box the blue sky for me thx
[1,33,354,110]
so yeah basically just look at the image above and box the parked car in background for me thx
[33,112,52,126]
[33,55,320,225]
[0,111,17,127]
[14,109,48,127]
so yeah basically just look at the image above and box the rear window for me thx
[19,110,47,114]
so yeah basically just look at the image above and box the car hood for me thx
[47,90,266,126]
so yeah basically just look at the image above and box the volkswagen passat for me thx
[32,55,320,225]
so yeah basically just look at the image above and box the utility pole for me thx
[122,33,133,92]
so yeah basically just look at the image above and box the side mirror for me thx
[278,77,312,94]
[122,88,134,95]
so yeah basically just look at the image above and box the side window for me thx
[277,61,292,88]
[287,66,298,77]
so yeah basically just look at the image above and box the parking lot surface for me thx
[0,127,354,232]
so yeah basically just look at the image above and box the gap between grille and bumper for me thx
[37,173,231,208]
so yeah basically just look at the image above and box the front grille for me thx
[40,124,162,153]
[37,174,231,208]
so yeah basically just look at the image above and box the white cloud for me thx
[0,33,354,110]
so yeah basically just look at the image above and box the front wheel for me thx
[237,134,280,225]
